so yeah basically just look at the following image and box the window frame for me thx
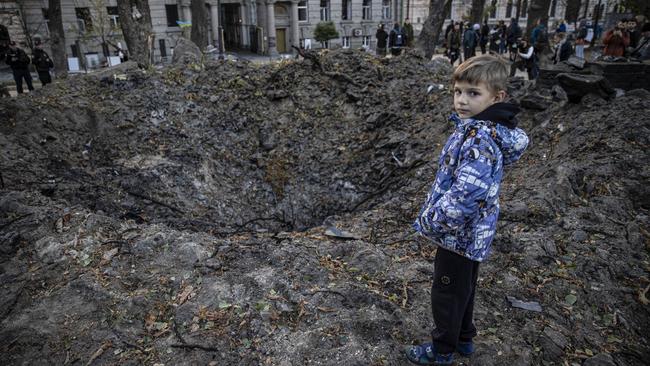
[320,0,330,21]
[342,36,350,48]
[298,1,308,22]
[381,0,391,20]
[165,4,180,27]
[75,7,93,33]
[362,0,371,20]
[341,0,351,20]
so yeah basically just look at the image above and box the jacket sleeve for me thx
[499,126,529,165]
[419,137,494,233]
[603,30,613,45]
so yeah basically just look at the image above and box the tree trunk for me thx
[116,0,154,67]
[525,0,551,38]
[564,0,581,24]
[190,0,209,49]
[417,0,452,59]
[470,0,487,25]
[47,0,67,78]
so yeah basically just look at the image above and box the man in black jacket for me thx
[375,24,388,57]
[32,40,53,85]
[5,41,34,94]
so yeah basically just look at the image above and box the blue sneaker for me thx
[456,340,474,356]
[405,343,454,365]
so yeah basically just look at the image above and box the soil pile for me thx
[1,49,648,365]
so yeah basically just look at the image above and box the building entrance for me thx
[221,4,243,50]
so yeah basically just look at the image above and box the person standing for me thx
[506,18,522,61]
[32,41,54,86]
[389,22,406,56]
[602,20,630,57]
[551,32,572,64]
[463,24,478,60]
[480,21,489,54]
[498,20,507,54]
[404,18,415,48]
[447,23,461,65]
[375,24,388,57]
[5,41,34,94]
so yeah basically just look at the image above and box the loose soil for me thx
[1,49,649,366]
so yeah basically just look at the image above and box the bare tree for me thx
[116,0,154,66]
[417,0,452,59]
[469,0,487,25]
[47,0,67,77]
[190,0,209,49]
[83,0,122,58]
[525,0,551,37]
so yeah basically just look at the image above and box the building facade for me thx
[1,0,421,67]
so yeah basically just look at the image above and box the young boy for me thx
[405,54,529,365]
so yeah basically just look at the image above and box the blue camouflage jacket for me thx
[414,103,529,262]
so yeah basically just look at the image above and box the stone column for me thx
[290,0,300,53]
[266,0,278,56]
[210,3,221,48]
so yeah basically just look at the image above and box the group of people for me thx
[375,18,414,57]
[444,18,524,66]
[601,17,650,60]
[3,40,54,94]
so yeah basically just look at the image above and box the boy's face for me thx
[453,81,505,119]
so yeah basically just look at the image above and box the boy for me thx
[405,55,529,365]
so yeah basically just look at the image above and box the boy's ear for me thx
[494,90,507,102]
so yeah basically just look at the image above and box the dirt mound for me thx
[1,50,649,365]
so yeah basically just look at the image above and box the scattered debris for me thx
[506,296,543,312]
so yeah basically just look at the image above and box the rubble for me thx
[1,49,649,365]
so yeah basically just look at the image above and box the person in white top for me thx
[509,39,538,80]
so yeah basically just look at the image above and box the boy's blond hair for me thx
[452,55,509,94]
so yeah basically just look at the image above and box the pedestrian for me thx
[506,18,521,60]
[446,23,461,66]
[556,19,567,34]
[630,22,650,60]
[530,19,549,55]
[463,24,478,60]
[489,24,501,54]
[389,22,406,56]
[513,39,538,80]
[32,40,54,86]
[626,18,640,49]
[5,41,34,94]
[602,20,630,57]
[376,23,388,57]
[498,20,507,54]
[551,32,572,64]
[405,54,529,365]
[404,18,415,48]
[575,23,587,59]
[480,21,489,54]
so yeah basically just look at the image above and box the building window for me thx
[382,0,391,19]
[166,4,180,27]
[298,1,308,22]
[107,6,119,27]
[341,0,351,20]
[489,0,497,18]
[75,7,92,32]
[521,0,528,18]
[506,1,513,18]
[362,0,371,20]
[320,0,330,21]
[362,35,371,48]
[342,36,350,48]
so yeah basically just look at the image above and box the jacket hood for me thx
[471,102,520,129]
[450,102,529,164]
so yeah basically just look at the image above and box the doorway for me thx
[221,3,242,50]
[276,28,286,53]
